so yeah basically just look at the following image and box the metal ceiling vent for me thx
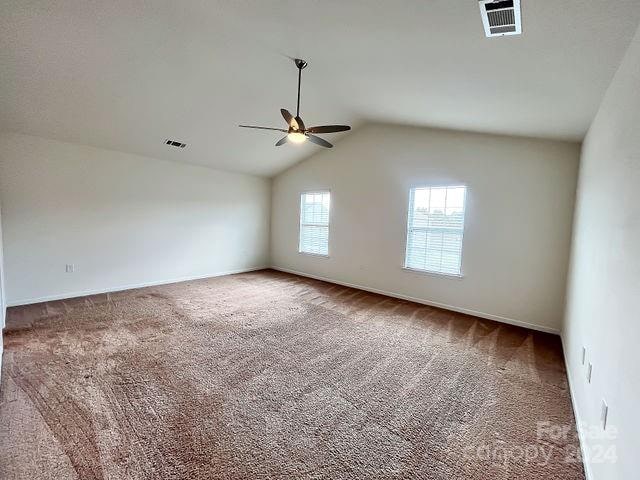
[479,0,521,37]
[164,139,187,148]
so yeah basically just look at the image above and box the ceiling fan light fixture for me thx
[287,131,307,144]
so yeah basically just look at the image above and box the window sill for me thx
[401,266,464,280]
[298,251,330,259]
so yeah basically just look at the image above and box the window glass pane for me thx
[301,193,329,224]
[414,188,430,211]
[413,195,430,227]
[426,230,443,250]
[429,188,446,211]
[425,248,442,271]
[443,208,465,229]
[446,187,466,209]
[406,229,427,270]
[442,232,463,252]
[441,250,461,272]
[299,225,329,255]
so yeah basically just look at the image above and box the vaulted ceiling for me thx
[2,1,640,176]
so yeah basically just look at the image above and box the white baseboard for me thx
[6,266,269,307]
[271,266,560,335]
[560,334,593,480]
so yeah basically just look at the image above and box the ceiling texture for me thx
[2,1,640,177]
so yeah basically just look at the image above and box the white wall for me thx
[271,124,580,333]
[563,24,640,480]
[0,200,5,323]
[0,199,5,371]
[0,133,271,305]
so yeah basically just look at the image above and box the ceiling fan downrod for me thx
[294,58,307,118]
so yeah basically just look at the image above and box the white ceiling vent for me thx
[165,139,187,148]
[479,0,521,37]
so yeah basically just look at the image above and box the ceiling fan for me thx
[239,58,351,148]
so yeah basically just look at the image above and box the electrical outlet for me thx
[581,347,586,365]
[65,264,75,273]
[587,363,593,383]
[601,400,608,430]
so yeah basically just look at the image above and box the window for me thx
[405,186,467,276]
[299,191,330,256]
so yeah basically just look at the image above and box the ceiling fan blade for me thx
[306,134,333,148]
[275,136,288,146]
[307,125,351,134]
[294,116,305,131]
[239,125,287,132]
[280,109,294,127]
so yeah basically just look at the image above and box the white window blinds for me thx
[299,191,330,256]
[405,186,467,276]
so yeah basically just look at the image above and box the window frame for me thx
[298,189,331,258]
[402,184,467,279]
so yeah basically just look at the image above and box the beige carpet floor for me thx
[0,269,584,479]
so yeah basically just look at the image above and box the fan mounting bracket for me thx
[294,58,308,70]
